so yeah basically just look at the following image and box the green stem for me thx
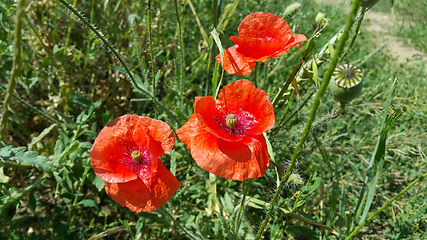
[340,7,366,62]
[160,206,201,240]
[234,178,254,240]
[0,85,64,129]
[271,59,303,107]
[84,0,96,69]
[58,0,179,123]
[53,0,59,43]
[253,62,259,88]
[255,1,360,239]
[346,172,427,239]
[0,159,33,168]
[174,0,185,106]
[147,0,158,119]
[63,0,78,61]
[0,0,26,143]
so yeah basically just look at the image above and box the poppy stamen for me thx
[215,109,256,138]
[131,150,142,163]
[121,147,151,170]
[226,114,238,127]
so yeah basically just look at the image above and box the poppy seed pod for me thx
[360,0,380,8]
[328,64,363,103]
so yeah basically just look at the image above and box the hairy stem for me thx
[174,0,185,105]
[0,0,26,143]
[255,1,360,238]
[147,0,158,118]
[234,178,254,240]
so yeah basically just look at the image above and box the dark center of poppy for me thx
[214,109,256,139]
[131,150,142,163]
[121,147,151,171]
[225,114,238,128]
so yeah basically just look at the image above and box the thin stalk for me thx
[84,0,96,69]
[346,172,427,239]
[174,0,185,105]
[131,21,147,78]
[253,62,259,88]
[261,59,269,89]
[271,59,303,107]
[255,1,360,238]
[270,87,316,138]
[147,0,158,118]
[234,178,254,240]
[0,0,26,142]
[0,160,32,168]
[58,0,178,123]
[160,206,201,240]
[340,7,366,62]
[0,85,63,129]
[63,0,78,61]
[53,0,59,43]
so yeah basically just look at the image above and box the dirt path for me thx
[314,0,427,68]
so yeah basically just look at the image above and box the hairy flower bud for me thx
[328,64,363,103]
[283,3,301,19]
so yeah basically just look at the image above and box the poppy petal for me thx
[148,159,182,208]
[186,129,269,181]
[267,34,307,59]
[237,12,292,42]
[218,79,275,135]
[215,45,256,76]
[230,36,290,61]
[105,179,157,213]
[129,115,175,158]
[91,135,138,183]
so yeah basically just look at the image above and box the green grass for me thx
[0,0,426,239]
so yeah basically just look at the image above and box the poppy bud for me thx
[315,12,327,23]
[360,0,380,8]
[328,64,363,103]
[283,3,301,19]
[287,173,304,188]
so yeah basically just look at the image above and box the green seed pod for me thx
[283,3,301,19]
[328,64,363,103]
[360,0,380,8]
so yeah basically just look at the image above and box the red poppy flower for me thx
[176,79,275,181]
[216,12,307,76]
[90,115,182,212]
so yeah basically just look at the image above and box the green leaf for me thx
[312,59,319,87]
[0,145,55,171]
[357,79,402,225]
[28,124,57,151]
[77,199,101,211]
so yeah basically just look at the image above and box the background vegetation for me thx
[0,0,426,239]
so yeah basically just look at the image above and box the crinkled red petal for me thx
[105,159,182,213]
[230,36,290,61]
[128,115,175,158]
[218,79,275,135]
[267,34,307,59]
[105,179,156,212]
[237,12,292,42]
[185,129,270,181]
[90,123,138,183]
[215,45,256,76]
